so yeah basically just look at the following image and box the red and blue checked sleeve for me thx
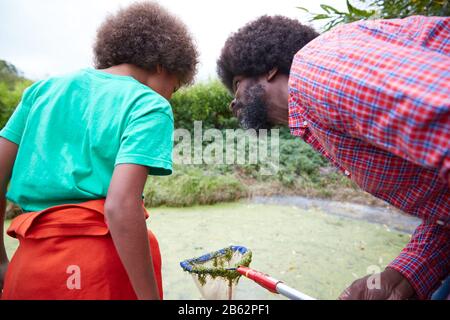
[388,223,449,300]
[292,16,450,186]
[289,16,450,299]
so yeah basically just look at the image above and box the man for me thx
[217,15,449,300]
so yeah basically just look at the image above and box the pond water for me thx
[147,200,412,300]
[4,198,415,300]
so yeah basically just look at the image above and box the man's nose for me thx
[229,99,236,111]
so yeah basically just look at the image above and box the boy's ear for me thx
[156,64,163,74]
[267,67,279,82]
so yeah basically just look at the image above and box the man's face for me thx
[230,76,271,131]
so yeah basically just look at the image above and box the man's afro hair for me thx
[217,15,319,91]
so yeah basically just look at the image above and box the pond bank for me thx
[248,196,421,234]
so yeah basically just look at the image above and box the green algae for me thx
[4,202,410,299]
[187,246,253,287]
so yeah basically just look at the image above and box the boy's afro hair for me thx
[217,15,318,91]
[93,1,198,85]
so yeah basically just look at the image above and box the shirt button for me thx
[344,170,351,176]
[437,220,444,226]
[303,121,308,126]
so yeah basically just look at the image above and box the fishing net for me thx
[180,246,252,300]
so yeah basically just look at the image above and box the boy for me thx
[0,1,198,300]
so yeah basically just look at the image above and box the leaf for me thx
[296,6,310,12]
[311,14,331,20]
[346,0,376,17]
[323,17,345,31]
[320,4,331,13]
[320,4,344,14]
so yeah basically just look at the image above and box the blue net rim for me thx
[180,245,249,272]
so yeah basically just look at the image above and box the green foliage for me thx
[0,60,32,129]
[0,80,32,129]
[146,83,358,207]
[144,166,248,207]
[170,80,238,131]
[221,127,330,186]
[298,0,376,31]
[0,60,23,84]
[299,0,450,32]
[374,0,450,18]
[277,131,329,185]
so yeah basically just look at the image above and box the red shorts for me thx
[2,199,163,300]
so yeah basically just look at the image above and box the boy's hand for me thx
[338,267,415,300]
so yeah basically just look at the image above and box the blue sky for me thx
[0,0,347,81]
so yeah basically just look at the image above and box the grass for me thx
[141,163,388,210]
[144,166,247,207]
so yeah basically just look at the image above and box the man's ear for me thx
[267,67,279,82]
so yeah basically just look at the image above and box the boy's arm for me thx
[104,163,160,300]
[0,138,19,291]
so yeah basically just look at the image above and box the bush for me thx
[0,60,32,129]
[277,131,329,185]
[171,80,238,131]
[222,127,330,185]
[144,165,247,207]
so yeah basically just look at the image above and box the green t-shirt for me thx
[0,68,174,212]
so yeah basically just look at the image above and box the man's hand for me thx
[338,267,415,300]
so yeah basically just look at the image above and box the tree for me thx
[0,60,32,128]
[0,60,25,85]
[299,0,450,32]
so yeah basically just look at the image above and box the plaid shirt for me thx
[288,16,449,299]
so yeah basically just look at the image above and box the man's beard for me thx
[235,84,271,131]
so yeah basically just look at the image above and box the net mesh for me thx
[180,246,252,300]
